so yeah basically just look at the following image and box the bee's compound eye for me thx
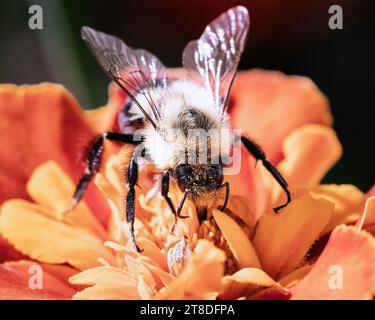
[209,164,224,188]
[117,100,133,133]
[175,164,193,192]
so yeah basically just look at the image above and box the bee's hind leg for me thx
[240,135,291,213]
[65,132,136,214]
[161,170,177,217]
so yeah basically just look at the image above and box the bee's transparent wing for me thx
[182,6,249,114]
[81,26,167,128]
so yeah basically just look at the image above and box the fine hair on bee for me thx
[66,6,292,252]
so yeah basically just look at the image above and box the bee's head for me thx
[174,163,224,195]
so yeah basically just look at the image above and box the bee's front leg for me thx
[171,193,189,232]
[176,192,188,219]
[161,170,177,217]
[218,181,230,212]
[161,171,188,232]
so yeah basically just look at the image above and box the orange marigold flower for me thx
[0,70,374,300]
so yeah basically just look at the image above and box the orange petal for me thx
[213,209,261,269]
[141,261,176,288]
[138,238,169,272]
[249,285,291,300]
[0,236,27,263]
[311,184,364,234]
[95,173,124,242]
[73,284,139,300]
[126,255,157,290]
[357,196,375,231]
[230,70,332,164]
[154,240,225,300]
[278,265,313,288]
[224,194,256,231]
[252,191,333,279]
[0,200,115,270]
[27,161,108,240]
[7,260,83,291]
[137,274,155,299]
[291,226,375,300]
[95,172,122,212]
[226,148,271,220]
[70,266,137,288]
[103,153,126,194]
[0,83,109,225]
[220,268,280,299]
[37,263,80,289]
[366,185,375,198]
[86,82,126,133]
[0,260,76,299]
[85,103,118,134]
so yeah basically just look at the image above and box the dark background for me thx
[0,0,373,191]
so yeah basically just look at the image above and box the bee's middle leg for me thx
[126,154,142,253]
[67,132,136,212]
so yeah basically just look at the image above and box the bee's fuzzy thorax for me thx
[135,80,232,170]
